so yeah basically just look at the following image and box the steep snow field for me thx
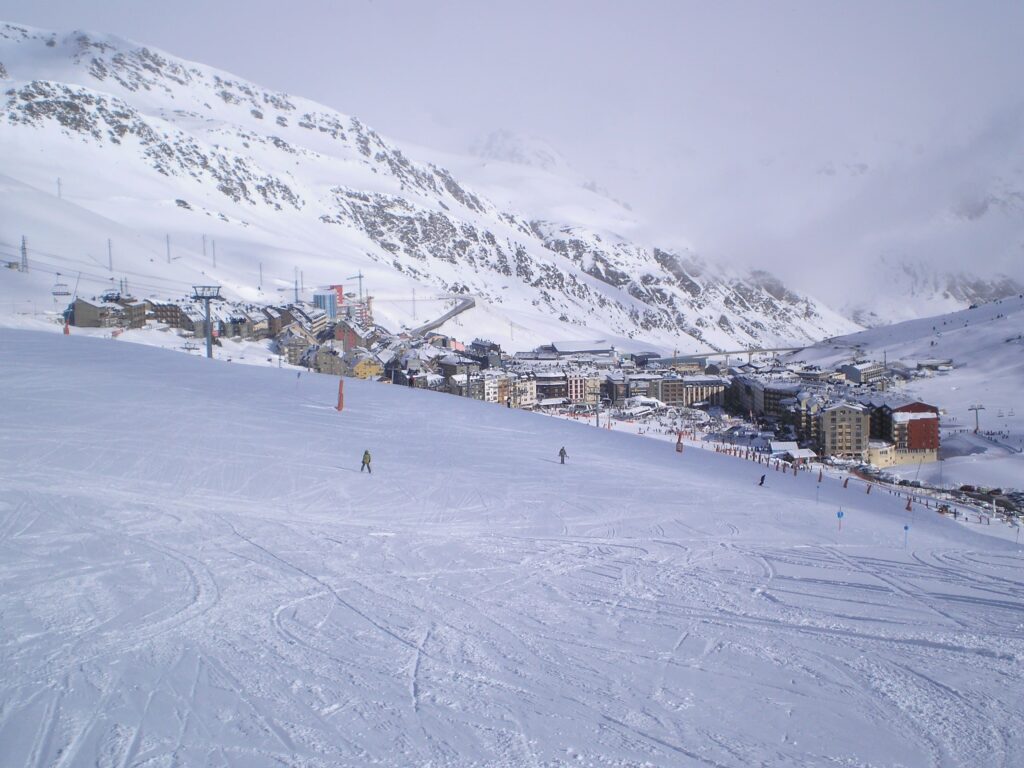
[2,330,1023,767]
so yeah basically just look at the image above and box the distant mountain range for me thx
[842,257,1023,327]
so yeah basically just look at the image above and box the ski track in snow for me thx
[1,329,1023,767]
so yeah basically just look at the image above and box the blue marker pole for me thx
[837,509,844,532]
[903,524,909,550]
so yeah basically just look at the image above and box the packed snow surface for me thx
[2,329,1023,767]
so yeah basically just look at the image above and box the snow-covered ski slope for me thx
[2,329,1023,767]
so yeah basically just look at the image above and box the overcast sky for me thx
[3,0,1023,287]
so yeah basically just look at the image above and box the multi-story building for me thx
[466,339,503,370]
[512,374,537,409]
[246,308,269,339]
[335,319,373,353]
[841,361,886,385]
[343,350,384,380]
[763,381,802,420]
[438,354,480,381]
[341,296,374,327]
[71,297,123,328]
[665,360,705,375]
[794,367,837,383]
[261,306,293,337]
[818,402,870,460]
[534,370,568,400]
[859,398,941,466]
[290,304,328,337]
[220,307,255,339]
[625,372,662,399]
[782,390,826,447]
[114,297,146,329]
[890,411,940,462]
[729,376,801,421]
[482,371,506,404]
[496,375,513,407]
[150,301,185,328]
[876,401,939,439]
[549,340,617,357]
[656,376,727,408]
[313,290,338,320]
[449,372,485,400]
[315,344,344,376]
[604,372,628,404]
[566,372,601,404]
[181,305,206,336]
[284,335,310,366]
[280,322,317,365]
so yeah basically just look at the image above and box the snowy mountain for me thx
[842,256,1023,327]
[469,129,633,210]
[798,125,1024,327]
[3,326,1023,766]
[471,129,574,176]
[0,23,858,351]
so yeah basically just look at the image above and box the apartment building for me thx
[818,402,870,460]
[656,376,727,408]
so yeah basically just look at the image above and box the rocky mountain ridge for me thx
[1,22,859,350]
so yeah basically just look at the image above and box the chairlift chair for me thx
[51,273,71,298]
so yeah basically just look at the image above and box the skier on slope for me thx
[361,449,372,474]
[758,474,766,486]
[559,446,568,465]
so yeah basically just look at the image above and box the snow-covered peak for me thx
[843,255,1023,327]
[471,129,574,175]
[0,23,293,118]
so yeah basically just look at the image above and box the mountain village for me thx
[63,282,963,475]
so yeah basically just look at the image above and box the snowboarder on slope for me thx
[361,450,372,474]
[758,474,766,486]
[559,447,568,465]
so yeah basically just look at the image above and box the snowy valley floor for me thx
[2,330,1023,767]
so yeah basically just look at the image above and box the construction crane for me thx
[347,271,365,302]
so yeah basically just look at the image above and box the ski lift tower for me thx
[192,285,222,359]
[968,403,985,434]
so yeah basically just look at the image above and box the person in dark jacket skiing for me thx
[758,474,766,486]
[361,450,372,474]
[559,447,568,464]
